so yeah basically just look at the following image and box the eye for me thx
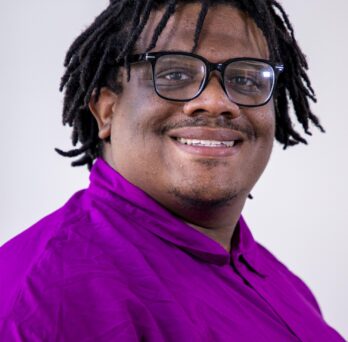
[155,68,198,90]
[162,71,190,81]
[157,70,191,82]
[230,76,257,88]
[225,74,263,95]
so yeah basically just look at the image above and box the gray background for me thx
[0,0,347,338]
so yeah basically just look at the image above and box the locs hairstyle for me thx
[56,0,324,170]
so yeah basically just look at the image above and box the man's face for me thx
[93,4,275,219]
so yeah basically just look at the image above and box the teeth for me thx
[176,137,235,147]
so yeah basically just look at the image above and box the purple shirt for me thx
[0,158,344,341]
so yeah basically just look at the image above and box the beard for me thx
[169,186,239,210]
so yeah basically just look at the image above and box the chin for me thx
[169,187,242,210]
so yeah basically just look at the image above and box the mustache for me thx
[160,116,255,140]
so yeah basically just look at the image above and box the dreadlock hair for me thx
[56,0,324,170]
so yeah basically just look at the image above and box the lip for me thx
[168,127,245,142]
[168,127,244,158]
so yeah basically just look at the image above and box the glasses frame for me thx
[121,51,284,107]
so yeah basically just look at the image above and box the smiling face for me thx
[90,3,276,229]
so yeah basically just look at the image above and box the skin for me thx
[89,3,276,252]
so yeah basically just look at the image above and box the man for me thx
[0,0,344,340]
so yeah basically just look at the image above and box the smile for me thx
[176,137,235,148]
[168,127,245,157]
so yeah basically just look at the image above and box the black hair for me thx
[56,0,324,170]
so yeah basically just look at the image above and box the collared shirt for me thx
[0,158,344,341]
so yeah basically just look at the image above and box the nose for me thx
[183,75,241,118]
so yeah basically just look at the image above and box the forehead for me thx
[136,3,269,60]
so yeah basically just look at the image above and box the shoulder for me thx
[0,190,88,316]
[255,242,322,315]
[0,190,152,340]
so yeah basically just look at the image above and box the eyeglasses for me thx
[121,51,284,107]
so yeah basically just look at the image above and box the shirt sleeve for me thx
[0,241,164,342]
[0,281,161,342]
[256,242,323,316]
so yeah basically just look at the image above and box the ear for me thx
[89,88,118,140]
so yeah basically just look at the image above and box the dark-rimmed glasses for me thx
[121,51,284,107]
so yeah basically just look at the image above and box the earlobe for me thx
[89,87,118,140]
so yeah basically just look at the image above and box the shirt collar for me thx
[87,158,267,276]
[231,216,268,277]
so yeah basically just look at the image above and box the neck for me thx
[176,195,247,253]
[185,221,236,253]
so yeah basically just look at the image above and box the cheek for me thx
[245,104,276,168]
[109,92,175,173]
[111,91,153,142]
[251,103,276,141]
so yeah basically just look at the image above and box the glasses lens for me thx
[154,54,206,100]
[224,61,275,106]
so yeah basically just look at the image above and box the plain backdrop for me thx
[0,0,347,338]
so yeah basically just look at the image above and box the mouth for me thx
[175,137,237,148]
[168,127,244,157]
